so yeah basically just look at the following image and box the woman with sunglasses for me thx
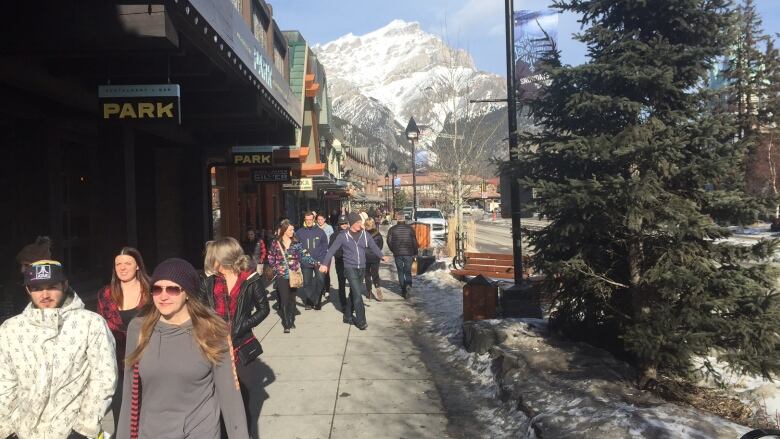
[267,219,317,333]
[201,237,269,439]
[97,247,151,429]
[117,258,248,439]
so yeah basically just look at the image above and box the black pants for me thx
[276,277,296,329]
[364,261,380,298]
[236,359,273,439]
[334,257,346,309]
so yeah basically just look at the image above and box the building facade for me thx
[0,0,308,297]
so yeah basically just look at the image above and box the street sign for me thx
[232,152,273,166]
[282,178,313,191]
[98,84,181,123]
[252,168,290,183]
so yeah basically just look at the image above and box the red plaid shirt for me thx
[213,271,251,321]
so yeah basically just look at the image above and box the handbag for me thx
[235,336,263,365]
[262,263,276,282]
[277,241,304,288]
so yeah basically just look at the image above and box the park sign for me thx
[282,178,313,191]
[98,84,180,123]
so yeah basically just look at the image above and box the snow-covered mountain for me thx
[315,20,507,170]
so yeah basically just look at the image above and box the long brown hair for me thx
[276,219,299,249]
[110,247,151,309]
[125,290,228,366]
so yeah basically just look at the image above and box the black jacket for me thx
[387,223,418,256]
[365,230,384,263]
[329,230,344,259]
[200,272,270,348]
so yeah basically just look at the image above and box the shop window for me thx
[252,8,266,49]
[273,46,284,74]
[231,0,242,13]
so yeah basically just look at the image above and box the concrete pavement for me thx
[249,261,452,439]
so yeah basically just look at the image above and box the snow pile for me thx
[696,357,780,427]
[414,268,752,438]
[412,269,529,438]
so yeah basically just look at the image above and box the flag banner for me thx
[513,9,558,100]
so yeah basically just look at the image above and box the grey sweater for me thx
[117,317,249,439]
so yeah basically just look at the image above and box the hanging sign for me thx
[252,168,291,182]
[98,84,181,123]
[282,178,313,191]
[232,152,273,166]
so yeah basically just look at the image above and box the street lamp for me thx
[405,117,420,221]
[384,173,390,210]
[389,161,398,215]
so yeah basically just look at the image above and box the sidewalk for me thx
[249,260,451,438]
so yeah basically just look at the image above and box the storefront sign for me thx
[282,178,313,191]
[232,152,273,166]
[98,84,181,123]
[252,168,290,183]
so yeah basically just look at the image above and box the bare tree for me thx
[422,50,505,232]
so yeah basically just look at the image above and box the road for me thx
[469,216,547,254]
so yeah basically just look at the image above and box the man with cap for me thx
[328,214,350,313]
[0,260,117,439]
[321,213,387,330]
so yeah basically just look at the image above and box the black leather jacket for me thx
[200,272,270,347]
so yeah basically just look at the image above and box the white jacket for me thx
[0,292,117,439]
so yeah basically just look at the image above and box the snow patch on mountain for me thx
[315,19,506,139]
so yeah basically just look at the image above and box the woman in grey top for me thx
[117,258,249,439]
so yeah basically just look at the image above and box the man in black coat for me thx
[329,215,350,310]
[386,212,418,298]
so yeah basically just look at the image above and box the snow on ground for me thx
[411,269,529,438]
[696,356,780,427]
[413,268,752,438]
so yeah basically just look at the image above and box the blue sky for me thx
[271,0,779,76]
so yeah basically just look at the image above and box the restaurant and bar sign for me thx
[98,84,181,123]
[282,178,313,191]
[252,168,290,183]
[233,152,273,166]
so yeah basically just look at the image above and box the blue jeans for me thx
[394,256,414,292]
[343,267,367,326]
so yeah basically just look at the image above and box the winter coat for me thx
[267,240,317,280]
[328,230,345,259]
[97,285,147,372]
[323,229,384,269]
[387,223,419,256]
[295,225,328,267]
[319,223,334,241]
[200,271,270,349]
[0,292,117,439]
[365,229,385,264]
[117,318,248,439]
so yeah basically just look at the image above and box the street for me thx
[469,216,546,254]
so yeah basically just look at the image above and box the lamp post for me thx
[384,173,390,210]
[389,161,398,215]
[405,117,420,221]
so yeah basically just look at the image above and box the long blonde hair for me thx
[203,237,250,276]
[125,292,228,366]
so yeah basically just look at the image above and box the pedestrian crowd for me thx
[0,208,418,439]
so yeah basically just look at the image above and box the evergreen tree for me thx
[515,0,780,387]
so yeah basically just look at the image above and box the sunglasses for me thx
[151,285,184,296]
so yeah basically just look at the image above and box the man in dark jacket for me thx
[329,215,349,311]
[320,212,386,330]
[387,212,419,298]
[295,212,328,309]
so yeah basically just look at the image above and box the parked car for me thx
[414,208,448,240]
[462,204,481,215]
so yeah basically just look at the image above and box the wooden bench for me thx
[451,252,532,280]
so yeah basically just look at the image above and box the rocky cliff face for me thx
[316,20,507,172]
